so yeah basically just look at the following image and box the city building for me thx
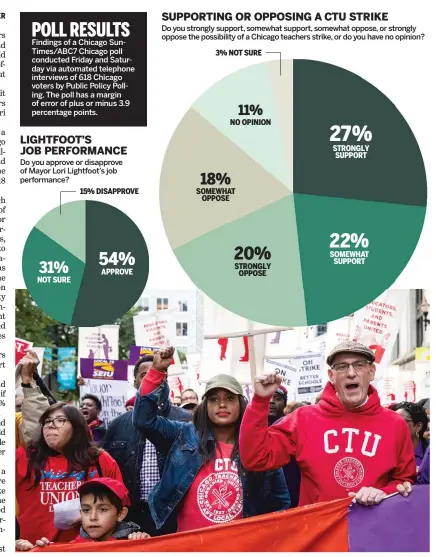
[136,288,204,354]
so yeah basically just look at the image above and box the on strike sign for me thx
[15,338,33,366]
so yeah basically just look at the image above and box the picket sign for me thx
[204,324,294,383]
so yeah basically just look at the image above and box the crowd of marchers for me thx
[15,342,430,550]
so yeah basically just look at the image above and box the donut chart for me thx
[22,201,149,326]
[160,59,426,326]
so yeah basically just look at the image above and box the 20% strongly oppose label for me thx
[22,200,149,326]
[235,246,272,276]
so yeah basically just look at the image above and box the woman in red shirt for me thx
[16,402,123,546]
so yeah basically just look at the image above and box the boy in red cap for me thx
[15,479,150,550]
[73,478,150,543]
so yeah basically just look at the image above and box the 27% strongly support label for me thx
[330,233,370,265]
[234,246,272,276]
[330,125,372,159]
[99,251,136,275]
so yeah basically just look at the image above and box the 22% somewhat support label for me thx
[329,233,370,265]
[234,245,272,276]
[99,251,136,275]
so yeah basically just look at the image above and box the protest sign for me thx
[128,344,182,376]
[15,337,33,366]
[79,359,128,425]
[78,326,119,360]
[133,313,183,374]
[263,358,297,399]
[415,346,430,400]
[292,352,324,402]
[31,346,46,375]
[351,290,408,366]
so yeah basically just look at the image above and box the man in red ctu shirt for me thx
[240,341,416,506]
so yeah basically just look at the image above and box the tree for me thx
[15,289,142,401]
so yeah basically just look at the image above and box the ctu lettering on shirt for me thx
[324,428,382,457]
[214,457,238,472]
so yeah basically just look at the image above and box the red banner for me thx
[34,497,350,552]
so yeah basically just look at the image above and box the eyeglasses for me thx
[331,360,371,373]
[43,417,70,428]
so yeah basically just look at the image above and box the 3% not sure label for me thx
[329,233,370,265]
[234,246,271,276]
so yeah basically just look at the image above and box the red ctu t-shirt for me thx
[177,442,243,532]
[16,447,123,544]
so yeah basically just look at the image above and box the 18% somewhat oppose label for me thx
[234,246,272,276]
[197,172,235,201]
[330,125,372,159]
[330,233,370,265]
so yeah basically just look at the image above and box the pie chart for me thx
[160,59,426,326]
[22,200,149,326]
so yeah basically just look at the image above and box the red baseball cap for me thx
[276,385,288,400]
[78,477,131,507]
[125,396,136,409]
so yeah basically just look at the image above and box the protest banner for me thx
[79,359,128,426]
[78,326,119,360]
[203,295,292,383]
[15,337,33,366]
[415,346,430,400]
[351,289,408,366]
[351,290,409,401]
[187,352,203,396]
[35,486,430,552]
[57,347,76,391]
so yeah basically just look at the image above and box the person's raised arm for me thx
[240,370,296,471]
[132,346,186,455]
[19,350,49,446]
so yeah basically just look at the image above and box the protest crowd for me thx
[14,341,430,551]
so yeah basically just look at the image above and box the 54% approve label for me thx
[330,233,369,265]
[234,246,271,276]
[99,251,136,275]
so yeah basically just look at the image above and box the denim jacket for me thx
[103,396,191,509]
[133,380,291,530]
